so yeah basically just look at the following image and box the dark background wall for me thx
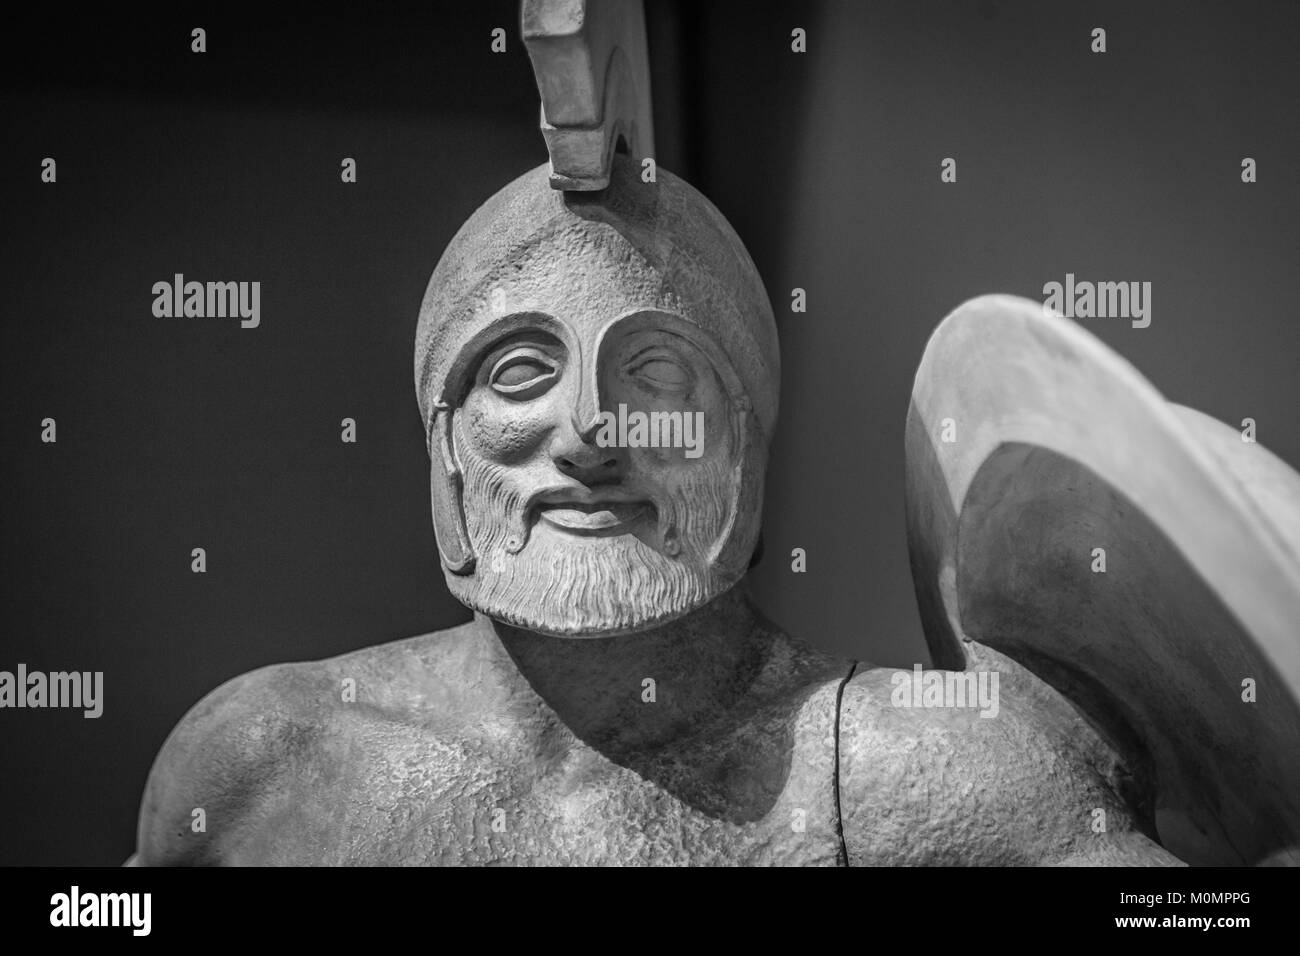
[1,1,1296,865]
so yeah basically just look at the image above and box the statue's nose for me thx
[553,411,623,484]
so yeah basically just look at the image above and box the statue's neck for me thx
[475,584,770,753]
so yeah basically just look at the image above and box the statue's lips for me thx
[534,499,651,534]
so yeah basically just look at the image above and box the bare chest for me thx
[221,693,845,866]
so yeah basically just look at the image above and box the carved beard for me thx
[449,435,738,637]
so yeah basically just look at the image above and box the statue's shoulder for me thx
[836,641,1175,865]
[134,621,478,865]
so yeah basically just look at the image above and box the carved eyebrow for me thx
[621,346,697,394]
[478,331,565,375]
[621,341,692,368]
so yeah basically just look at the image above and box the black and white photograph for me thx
[1,0,1295,938]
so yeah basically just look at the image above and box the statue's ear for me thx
[429,406,475,575]
[748,532,764,569]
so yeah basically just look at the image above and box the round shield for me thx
[905,294,1300,865]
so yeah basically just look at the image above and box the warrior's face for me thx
[417,158,779,638]
[448,233,743,636]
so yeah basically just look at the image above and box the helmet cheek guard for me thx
[428,398,474,576]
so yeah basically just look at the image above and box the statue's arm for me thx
[131,662,307,866]
[837,655,1183,866]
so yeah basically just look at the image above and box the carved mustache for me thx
[504,482,662,553]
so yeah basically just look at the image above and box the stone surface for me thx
[522,0,655,190]
[137,593,854,865]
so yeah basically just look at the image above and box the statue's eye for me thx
[626,354,691,392]
[490,348,558,398]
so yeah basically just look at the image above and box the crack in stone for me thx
[832,660,859,866]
